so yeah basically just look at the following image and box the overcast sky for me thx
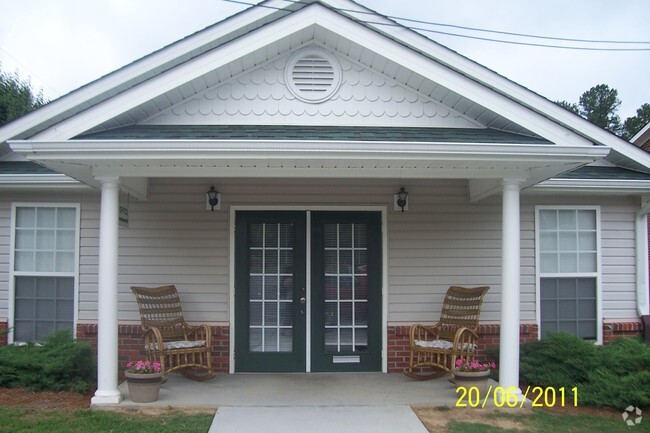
[1,0,648,120]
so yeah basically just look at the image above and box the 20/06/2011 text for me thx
[456,386,579,408]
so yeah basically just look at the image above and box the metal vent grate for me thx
[285,48,341,103]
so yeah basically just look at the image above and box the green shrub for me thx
[0,330,96,393]
[520,333,600,388]
[519,333,650,409]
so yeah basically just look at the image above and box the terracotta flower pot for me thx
[453,369,491,394]
[125,371,163,403]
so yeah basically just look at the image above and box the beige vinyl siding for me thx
[0,201,11,315]
[0,179,642,326]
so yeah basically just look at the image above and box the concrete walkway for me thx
[115,373,465,433]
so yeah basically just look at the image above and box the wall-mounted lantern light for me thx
[206,185,221,211]
[395,186,409,212]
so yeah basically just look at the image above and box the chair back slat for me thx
[131,285,187,340]
[437,286,489,341]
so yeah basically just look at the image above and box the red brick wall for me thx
[0,321,7,346]
[603,321,644,344]
[76,323,231,377]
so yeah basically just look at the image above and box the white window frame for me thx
[535,205,602,344]
[8,203,81,344]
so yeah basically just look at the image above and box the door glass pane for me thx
[323,223,368,353]
[249,223,294,353]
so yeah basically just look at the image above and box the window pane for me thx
[15,251,34,272]
[558,279,577,298]
[339,224,352,248]
[56,208,76,229]
[577,278,596,297]
[16,208,36,228]
[559,321,577,335]
[539,210,557,230]
[559,253,577,273]
[540,253,558,273]
[56,230,75,250]
[540,232,557,252]
[578,232,596,251]
[578,253,597,273]
[577,210,596,230]
[540,300,558,320]
[558,210,576,230]
[55,252,75,272]
[577,321,597,339]
[15,229,35,250]
[578,299,596,320]
[36,208,56,228]
[35,252,54,272]
[540,279,558,300]
[559,233,577,252]
[264,224,278,248]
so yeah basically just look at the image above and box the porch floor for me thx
[114,372,466,409]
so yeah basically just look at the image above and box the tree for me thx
[557,84,649,140]
[0,64,47,127]
[577,84,622,135]
[622,103,650,141]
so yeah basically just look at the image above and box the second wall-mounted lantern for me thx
[206,185,221,211]
[394,186,408,212]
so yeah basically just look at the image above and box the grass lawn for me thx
[0,407,214,433]
[0,405,648,433]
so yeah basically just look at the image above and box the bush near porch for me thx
[519,333,650,409]
[0,331,95,393]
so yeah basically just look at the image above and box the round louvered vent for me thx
[285,48,341,103]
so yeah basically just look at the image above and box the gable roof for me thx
[1,0,648,183]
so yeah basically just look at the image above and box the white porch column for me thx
[499,179,522,399]
[91,177,122,405]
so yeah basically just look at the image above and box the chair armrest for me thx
[452,327,479,358]
[185,324,213,347]
[141,326,166,367]
[409,323,441,345]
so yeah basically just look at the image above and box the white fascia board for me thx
[31,4,593,150]
[530,178,650,194]
[0,174,85,187]
[632,123,650,146]
[10,139,610,162]
[0,1,285,145]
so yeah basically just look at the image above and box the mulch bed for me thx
[0,387,93,410]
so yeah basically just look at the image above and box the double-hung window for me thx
[11,204,79,343]
[536,207,600,341]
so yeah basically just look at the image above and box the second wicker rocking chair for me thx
[130,285,216,381]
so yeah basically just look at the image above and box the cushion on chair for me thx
[148,340,207,351]
[414,339,476,351]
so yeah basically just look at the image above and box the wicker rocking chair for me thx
[405,286,489,380]
[130,285,216,381]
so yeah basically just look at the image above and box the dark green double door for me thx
[235,211,382,372]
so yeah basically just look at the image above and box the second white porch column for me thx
[499,179,522,398]
[91,177,122,405]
